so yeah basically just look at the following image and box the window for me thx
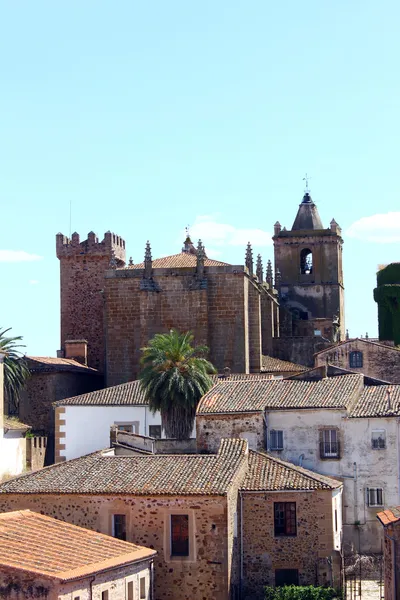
[149,425,162,439]
[74,597,80,600]
[367,488,383,507]
[102,591,109,600]
[112,514,127,540]
[127,581,134,600]
[320,429,340,459]
[334,508,338,532]
[117,424,133,433]
[372,430,386,449]
[300,248,313,275]
[275,569,299,587]
[349,351,363,368]
[139,577,146,599]
[171,514,189,556]
[274,502,296,536]
[270,430,283,450]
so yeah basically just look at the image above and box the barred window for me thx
[270,430,284,450]
[274,502,297,536]
[372,430,386,449]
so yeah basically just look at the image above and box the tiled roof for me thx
[261,355,308,373]
[349,385,400,417]
[128,252,229,269]
[54,375,274,407]
[0,510,155,581]
[3,418,31,432]
[0,439,248,496]
[242,451,342,491]
[54,379,148,407]
[314,338,400,356]
[376,507,400,526]
[197,374,363,414]
[26,357,98,374]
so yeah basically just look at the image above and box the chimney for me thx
[64,339,88,365]
[387,386,392,411]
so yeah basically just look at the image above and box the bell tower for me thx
[273,190,345,342]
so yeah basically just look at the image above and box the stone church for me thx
[56,191,344,385]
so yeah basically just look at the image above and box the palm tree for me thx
[0,328,30,415]
[139,329,216,440]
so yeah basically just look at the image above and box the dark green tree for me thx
[139,329,216,440]
[0,328,30,414]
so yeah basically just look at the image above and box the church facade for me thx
[56,191,344,385]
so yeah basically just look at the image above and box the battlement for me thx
[56,231,126,265]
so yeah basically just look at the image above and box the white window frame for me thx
[115,421,139,433]
[321,429,339,458]
[371,430,386,450]
[367,487,384,507]
[270,430,284,451]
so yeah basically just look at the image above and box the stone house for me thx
[53,373,279,463]
[0,509,155,600]
[0,437,342,600]
[314,338,400,383]
[197,373,400,553]
[376,506,400,600]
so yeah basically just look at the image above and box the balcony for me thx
[320,441,340,459]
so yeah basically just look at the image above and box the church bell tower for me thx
[273,189,345,342]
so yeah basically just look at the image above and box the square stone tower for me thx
[273,191,345,342]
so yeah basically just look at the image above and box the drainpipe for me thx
[383,529,397,600]
[263,410,268,450]
[353,462,358,525]
[240,491,244,599]
[89,575,96,600]
[150,559,155,600]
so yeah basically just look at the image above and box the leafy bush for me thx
[264,585,340,600]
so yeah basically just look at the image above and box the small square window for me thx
[149,425,162,439]
[275,569,299,586]
[367,488,383,507]
[372,430,386,449]
[270,430,283,450]
[117,424,133,433]
[112,514,127,540]
[274,502,296,537]
[140,577,146,599]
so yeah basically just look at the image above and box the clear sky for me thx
[1,0,399,357]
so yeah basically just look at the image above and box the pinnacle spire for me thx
[256,254,263,283]
[144,241,152,278]
[245,242,253,276]
[266,260,273,286]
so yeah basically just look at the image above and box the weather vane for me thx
[303,173,311,192]
[185,224,190,239]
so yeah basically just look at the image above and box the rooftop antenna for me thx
[69,198,72,238]
[303,173,312,193]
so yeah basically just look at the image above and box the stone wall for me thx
[315,339,400,383]
[0,557,153,600]
[26,436,47,471]
[381,522,400,600]
[56,231,126,372]
[197,413,265,453]
[242,490,340,599]
[0,493,233,600]
[273,336,331,367]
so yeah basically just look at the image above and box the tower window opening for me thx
[300,248,313,275]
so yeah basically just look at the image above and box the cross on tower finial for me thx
[185,225,190,239]
[303,173,311,192]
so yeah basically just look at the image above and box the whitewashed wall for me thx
[1,432,26,478]
[266,408,400,552]
[61,406,196,461]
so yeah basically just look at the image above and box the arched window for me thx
[349,351,363,368]
[300,248,313,275]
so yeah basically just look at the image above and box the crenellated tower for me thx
[273,191,345,342]
[56,231,126,372]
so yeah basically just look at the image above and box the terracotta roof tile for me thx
[3,418,31,432]
[242,451,342,491]
[26,357,98,374]
[54,375,274,407]
[261,355,308,373]
[377,507,400,526]
[0,510,155,581]
[197,374,363,414]
[314,338,400,356]
[350,385,400,417]
[0,439,248,496]
[127,252,229,269]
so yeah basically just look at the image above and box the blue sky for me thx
[1,0,399,357]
